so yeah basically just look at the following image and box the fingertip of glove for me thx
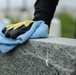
[5,30,11,38]
[2,27,6,33]
[10,30,19,39]
[5,28,13,38]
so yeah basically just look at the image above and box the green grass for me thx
[58,13,75,38]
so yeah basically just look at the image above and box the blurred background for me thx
[0,0,76,39]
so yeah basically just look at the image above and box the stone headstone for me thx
[0,37,76,75]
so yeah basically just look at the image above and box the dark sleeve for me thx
[33,0,59,28]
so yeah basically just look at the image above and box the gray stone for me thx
[0,37,76,75]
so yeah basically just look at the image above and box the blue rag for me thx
[0,21,48,53]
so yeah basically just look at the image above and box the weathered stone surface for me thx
[0,37,76,75]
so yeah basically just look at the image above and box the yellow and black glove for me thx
[2,20,34,39]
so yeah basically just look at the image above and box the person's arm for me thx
[33,0,59,28]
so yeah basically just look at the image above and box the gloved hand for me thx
[0,21,48,53]
[2,20,34,39]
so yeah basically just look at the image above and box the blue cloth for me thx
[0,21,48,53]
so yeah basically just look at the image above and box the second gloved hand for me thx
[2,20,34,39]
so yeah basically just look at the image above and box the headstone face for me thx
[49,18,61,37]
[0,50,58,75]
[0,37,76,75]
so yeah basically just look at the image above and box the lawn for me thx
[58,12,75,38]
